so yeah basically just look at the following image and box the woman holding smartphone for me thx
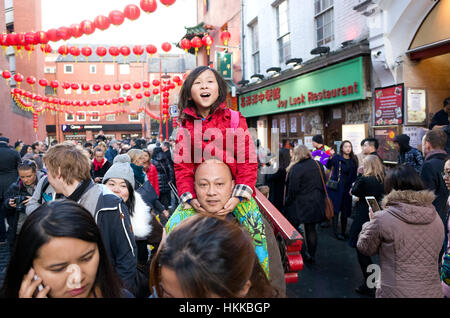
[1,200,131,298]
[349,155,385,296]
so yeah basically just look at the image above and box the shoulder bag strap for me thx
[314,160,329,196]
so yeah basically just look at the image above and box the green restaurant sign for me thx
[239,57,365,117]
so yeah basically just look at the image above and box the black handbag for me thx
[326,160,341,190]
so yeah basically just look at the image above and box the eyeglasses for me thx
[441,170,450,179]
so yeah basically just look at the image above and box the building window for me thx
[250,21,260,74]
[88,111,100,121]
[129,113,140,122]
[45,85,55,96]
[276,0,291,64]
[315,0,334,46]
[105,64,114,75]
[90,65,97,74]
[65,113,74,121]
[119,64,130,74]
[44,66,56,74]
[106,114,116,121]
[64,64,73,74]
[77,111,86,121]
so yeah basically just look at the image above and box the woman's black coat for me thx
[284,158,326,228]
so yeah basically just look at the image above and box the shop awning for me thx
[407,0,450,60]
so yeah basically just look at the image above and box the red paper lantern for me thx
[142,81,150,89]
[124,4,141,20]
[173,75,180,83]
[153,88,159,95]
[26,76,36,85]
[25,32,36,46]
[140,0,157,13]
[36,31,48,45]
[96,46,107,62]
[90,101,98,107]
[40,44,52,54]
[98,100,105,106]
[71,83,79,90]
[163,92,169,98]
[81,83,90,91]
[105,99,112,106]
[146,44,157,56]
[103,84,111,91]
[160,0,176,7]
[58,45,69,56]
[94,15,111,31]
[81,46,92,61]
[57,27,71,41]
[152,79,160,86]
[202,34,213,55]
[93,84,101,92]
[46,29,60,42]
[163,97,169,104]
[180,38,191,52]
[133,82,142,90]
[38,79,48,87]
[80,20,96,35]
[69,46,81,61]
[126,95,133,102]
[133,45,144,62]
[113,84,121,91]
[16,33,26,46]
[69,24,84,38]
[190,36,202,56]
[50,80,59,88]
[112,98,119,104]
[220,31,231,46]
[123,83,131,90]
[136,93,143,99]
[144,90,151,98]
[109,46,120,62]
[169,82,176,90]
[62,82,71,90]
[161,42,171,53]
[13,73,23,83]
[120,46,131,57]
[118,97,125,104]
[109,10,125,26]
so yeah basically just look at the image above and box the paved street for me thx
[286,219,377,298]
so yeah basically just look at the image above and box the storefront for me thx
[46,123,143,143]
[239,50,372,154]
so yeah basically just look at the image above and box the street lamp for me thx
[266,66,281,77]
[310,46,330,56]
[285,58,303,68]
[238,79,249,86]
[250,73,264,82]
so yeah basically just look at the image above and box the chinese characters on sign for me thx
[374,84,404,126]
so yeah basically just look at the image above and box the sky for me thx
[40,0,198,53]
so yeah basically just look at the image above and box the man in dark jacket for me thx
[26,142,139,295]
[429,97,450,130]
[105,139,121,162]
[362,137,383,163]
[152,146,175,210]
[393,134,424,173]
[421,129,449,225]
[0,137,21,244]
[3,160,44,249]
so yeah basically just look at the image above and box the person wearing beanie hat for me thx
[103,162,135,190]
[393,134,424,173]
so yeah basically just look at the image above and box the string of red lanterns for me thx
[0,1,177,52]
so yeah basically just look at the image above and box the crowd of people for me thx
[0,64,448,299]
[257,123,450,298]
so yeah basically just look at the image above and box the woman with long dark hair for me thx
[326,140,358,240]
[150,214,277,298]
[1,200,126,298]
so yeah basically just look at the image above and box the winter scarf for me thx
[165,197,270,279]
[93,157,106,171]
[425,149,447,161]
[130,163,146,186]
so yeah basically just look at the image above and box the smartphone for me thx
[365,196,381,212]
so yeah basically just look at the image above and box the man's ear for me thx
[231,179,235,189]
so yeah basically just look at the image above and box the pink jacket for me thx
[357,190,445,298]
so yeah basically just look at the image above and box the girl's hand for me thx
[217,197,240,218]
[330,149,336,156]
[189,199,208,214]
[19,268,50,298]
[368,207,375,221]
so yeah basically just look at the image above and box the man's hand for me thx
[216,197,240,218]
[8,198,16,208]
[162,210,170,219]
[189,198,208,214]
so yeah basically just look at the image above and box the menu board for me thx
[374,126,401,164]
[374,84,404,126]
[342,124,369,155]
[406,88,427,125]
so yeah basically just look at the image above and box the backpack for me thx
[38,177,51,205]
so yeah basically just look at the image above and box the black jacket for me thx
[152,148,174,194]
[420,151,449,224]
[429,109,449,130]
[284,158,326,227]
[90,159,112,181]
[265,167,286,213]
[0,143,21,198]
[348,175,385,248]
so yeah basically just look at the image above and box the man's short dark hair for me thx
[162,141,170,149]
[360,138,367,147]
[312,135,324,145]
[83,142,93,148]
[364,137,379,150]
[424,129,447,150]
[31,141,39,151]
[444,97,450,107]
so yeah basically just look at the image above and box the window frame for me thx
[65,113,75,122]
[88,111,100,122]
[275,0,291,64]
[250,20,260,74]
[76,111,87,122]
[64,64,74,74]
[314,0,334,47]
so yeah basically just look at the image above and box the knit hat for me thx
[312,135,323,144]
[102,162,135,189]
[113,153,131,164]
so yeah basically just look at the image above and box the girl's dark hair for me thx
[178,66,228,121]
[384,165,425,194]
[20,145,31,158]
[149,214,276,298]
[123,180,135,217]
[1,199,123,298]
[340,140,359,167]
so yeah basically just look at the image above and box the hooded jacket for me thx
[394,134,423,173]
[175,103,257,203]
[357,190,445,298]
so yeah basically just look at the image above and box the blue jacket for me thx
[105,146,118,163]
[398,147,423,173]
